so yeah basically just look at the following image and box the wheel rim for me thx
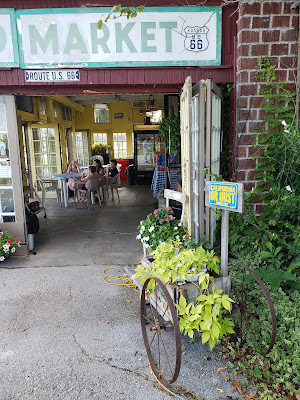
[232,263,277,355]
[140,278,181,385]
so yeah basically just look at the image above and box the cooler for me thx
[117,159,130,182]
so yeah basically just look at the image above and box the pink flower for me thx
[170,215,174,220]
[0,232,2,235]
[153,209,158,215]
[7,240,12,244]
[165,218,170,222]
[14,238,20,242]
[159,219,164,224]
[166,206,172,211]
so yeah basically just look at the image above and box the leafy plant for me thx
[91,143,110,156]
[136,206,188,252]
[0,231,21,261]
[159,115,181,153]
[98,4,144,29]
[133,240,235,349]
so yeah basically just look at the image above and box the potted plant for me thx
[0,231,21,261]
[133,239,235,349]
[136,206,188,254]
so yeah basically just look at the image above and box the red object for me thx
[117,159,130,183]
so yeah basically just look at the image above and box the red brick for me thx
[239,83,259,96]
[261,30,280,42]
[280,57,297,69]
[292,15,299,27]
[238,97,248,108]
[236,158,257,170]
[255,204,264,214]
[290,43,297,56]
[259,109,273,120]
[288,69,297,81]
[239,109,258,121]
[263,2,282,15]
[247,169,264,180]
[244,182,256,191]
[251,96,264,108]
[250,71,259,82]
[252,16,271,29]
[281,28,297,42]
[239,58,259,71]
[238,71,249,84]
[272,16,290,28]
[238,134,256,146]
[238,44,250,57]
[251,44,269,57]
[283,2,298,14]
[237,16,251,30]
[237,146,247,157]
[248,147,264,158]
[239,30,260,45]
[240,2,261,15]
[274,69,288,81]
[271,43,289,56]
[237,170,245,181]
[249,194,261,204]
[248,121,263,133]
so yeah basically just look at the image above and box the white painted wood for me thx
[164,189,186,226]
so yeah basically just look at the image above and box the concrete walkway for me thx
[0,186,251,399]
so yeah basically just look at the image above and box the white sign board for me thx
[25,69,80,82]
[16,7,221,68]
[0,9,19,67]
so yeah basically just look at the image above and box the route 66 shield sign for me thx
[184,26,209,52]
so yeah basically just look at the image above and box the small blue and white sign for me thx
[209,182,238,210]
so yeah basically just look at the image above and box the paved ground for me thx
[0,186,252,400]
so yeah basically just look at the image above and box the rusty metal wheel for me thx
[141,278,181,385]
[231,263,277,355]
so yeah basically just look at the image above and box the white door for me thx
[180,78,222,244]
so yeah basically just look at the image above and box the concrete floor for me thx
[0,185,253,399]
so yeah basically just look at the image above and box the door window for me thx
[75,131,90,166]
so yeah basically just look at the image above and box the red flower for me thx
[7,240,12,244]
[14,238,20,242]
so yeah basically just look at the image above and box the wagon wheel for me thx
[231,263,277,355]
[141,278,181,385]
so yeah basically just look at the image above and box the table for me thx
[53,172,82,207]
[151,168,182,199]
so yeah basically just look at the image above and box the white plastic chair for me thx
[106,165,121,200]
[36,176,62,209]
[74,176,105,209]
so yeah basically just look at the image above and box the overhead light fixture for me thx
[93,103,108,109]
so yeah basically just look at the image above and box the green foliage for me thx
[98,5,144,29]
[0,231,20,260]
[158,115,181,153]
[219,57,300,400]
[136,206,188,252]
[133,240,234,350]
[91,143,110,156]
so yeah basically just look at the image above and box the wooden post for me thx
[220,209,229,277]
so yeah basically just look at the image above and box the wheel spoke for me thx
[244,312,263,353]
[159,331,174,376]
[160,328,177,344]
[246,311,272,331]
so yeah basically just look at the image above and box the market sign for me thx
[25,69,80,82]
[15,6,221,69]
[205,182,244,213]
[0,9,19,67]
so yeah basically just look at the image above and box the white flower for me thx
[18,243,21,247]
[136,234,141,240]
[175,235,180,241]
[141,225,145,232]
[11,247,16,253]
[0,256,4,261]
[285,185,291,192]
[174,226,178,230]
[144,236,149,241]
[149,226,155,232]
[281,120,287,126]
[3,245,9,251]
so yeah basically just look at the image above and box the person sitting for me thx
[77,166,100,199]
[67,160,80,193]
[93,159,105,176]
[105,159,119,179]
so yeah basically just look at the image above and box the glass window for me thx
[93,133,107,144]
[75,131,89,166]
[32,127,57,180]
[94,108,109,124]
[39,97,46,115]
[113,132,127,159]
[53,101,58,118]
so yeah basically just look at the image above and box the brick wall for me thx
[235,0,299,212]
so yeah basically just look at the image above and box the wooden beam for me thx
[49,95,84,112]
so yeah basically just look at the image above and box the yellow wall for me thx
[75,100,163,158]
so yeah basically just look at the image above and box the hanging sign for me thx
[25,69,80,82]
[0,9,19,67]
[205,181,244,213]
[15,6,221,69]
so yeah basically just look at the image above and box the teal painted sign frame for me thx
[0,9,19,67]
[15,6,222,69]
